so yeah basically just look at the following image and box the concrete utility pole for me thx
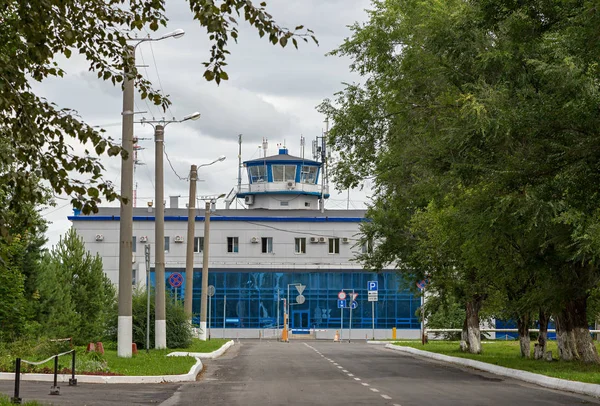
[117,45,135,358]
[184,165,197,320]
[116,29,186,358]
[154,124,167,349]
[199,201,211,340]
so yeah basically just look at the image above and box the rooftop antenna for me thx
[237,134,242,209]
[300,135,305,159]
[262,137,268,158]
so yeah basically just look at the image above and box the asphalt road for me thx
[1,340,599,405]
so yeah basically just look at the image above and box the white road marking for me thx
[342,369,348,373]
[354,377,361,381]
[370,388,379,393]
[361,383,369,387]
[381,395,392,400]
[393,404,402,406]
[347,373,354,376]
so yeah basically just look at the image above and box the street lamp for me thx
[197,193,226,340]
[117,29,185,358]
[136,113,201,349]
[184,158,226,327]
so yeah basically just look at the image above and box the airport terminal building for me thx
[69,147,421,339]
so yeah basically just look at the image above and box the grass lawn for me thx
[395,340,600,384]
[101,338,230,376]
[0,395,41,406]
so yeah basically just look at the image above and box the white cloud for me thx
[37,0,373,248]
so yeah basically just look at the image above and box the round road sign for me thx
[207,285,215,297]
[296,294,305,304]
[168,272,183,288]
[337,291,346,300]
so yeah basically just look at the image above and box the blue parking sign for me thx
[337,299,346,308]
[368,281,378,291]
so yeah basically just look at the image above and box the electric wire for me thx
[163,142,188,181]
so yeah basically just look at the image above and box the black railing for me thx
[11,350,77,404]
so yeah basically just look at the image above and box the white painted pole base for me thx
[198,321,207,341]
[155,319,167,349]
[117,316,133,358]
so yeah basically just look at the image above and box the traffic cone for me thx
[333,330,340,342]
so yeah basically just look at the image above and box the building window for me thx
[164,236,170,253]
[227,237,239,253]
[132,268,137,285]
[261,237,273,253]
[132,236,136,252]
[272,165,296,182]
[361,239,373,254]
[300,165,318,184]
[328,238,340,254]
[295,237,306,254]
[194,237,204,253]
[248,165,267,183]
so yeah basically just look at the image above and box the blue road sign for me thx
[169,272,183,288]
[368,281,378,291]
[351,300,358,309]
[337,299,346,308]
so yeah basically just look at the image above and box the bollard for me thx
[11,358,21,404]
[69,351,77,386]
[392,327,397,340]
[50,356,60,395]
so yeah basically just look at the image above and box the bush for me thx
[107,288,192,349]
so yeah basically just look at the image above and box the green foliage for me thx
[320,0,600,345]
[0,236,29,341]
[37,228,115,344]
[0,1,317,235]
[109,288,192,350]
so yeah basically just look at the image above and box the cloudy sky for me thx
[36,0,374,248]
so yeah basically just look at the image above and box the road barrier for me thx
[11,349,77,404]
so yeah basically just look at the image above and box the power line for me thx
[147,41,175,119]
[163,142,187,181]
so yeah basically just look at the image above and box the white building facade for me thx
[70,148,421,339]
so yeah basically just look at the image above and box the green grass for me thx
[395,340,600,384]
[102,338,229,376]
[0,394,42,405]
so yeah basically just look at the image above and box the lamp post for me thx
[117,29,185,358]
[184,157,226,324]
[136,113,201,349]
[198,193,226,340]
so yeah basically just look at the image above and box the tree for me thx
[0,0,317,236]
[321,0,600,362]
[37,228,115,344]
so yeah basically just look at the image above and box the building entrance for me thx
[292,310,309,329]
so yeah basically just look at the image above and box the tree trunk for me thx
[460,317,469,352]
[570,296,600,364]
[465,297,483,354]
[534,310,549,360]
[555,310,575,361]
[517,314,530,358]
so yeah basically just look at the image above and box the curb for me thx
[0,340,235,384]
[385,344,600,398]
[0,358,203,384]
[167,340,235,359]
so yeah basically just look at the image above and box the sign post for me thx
[207,285,215,340]
[349,291,358,343]
[222,295,226,339]
[169,272,183,302]
[368,281,378,340]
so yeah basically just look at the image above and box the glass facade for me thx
[151,269,421,330]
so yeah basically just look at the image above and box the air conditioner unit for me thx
[174,236,184,243]
[318,237,326,243]
[310,237,318,243]
[95,234,104,241]
[286,181,295,189]
[245,195,254,205]
[342,237,350,244]
[139,236,148,243]
[132,253,136,263]
[251,236,259,243]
